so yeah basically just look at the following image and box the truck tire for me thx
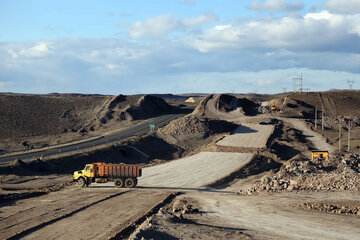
[77,178,86,188]
[125,178,136,188]
[114,178,124,188]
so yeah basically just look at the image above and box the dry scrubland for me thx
[0,91,360,239]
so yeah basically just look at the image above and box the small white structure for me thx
[185,97,195,103]
[261,101,269,107]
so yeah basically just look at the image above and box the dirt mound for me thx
[124,95,173,120]
[0,94,108,140]
[124,134,184,160]
[0,94,173,152]
[240,153,360,194]
[158,115,237,137]
[237,98,258,116]
[216,94,237,112]
[214,94,258,116]
[280,91,360,118]
[191,95,213,116]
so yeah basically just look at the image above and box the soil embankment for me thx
[0,94,174,152]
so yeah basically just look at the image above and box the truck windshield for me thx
[85,166,91,171]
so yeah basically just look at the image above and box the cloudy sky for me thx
[1,0,359,94]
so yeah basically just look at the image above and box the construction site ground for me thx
[216,124,274,148]
[1,93,360,240]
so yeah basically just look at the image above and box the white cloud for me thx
[0,35,359,94]
[186,11,360,52]
[7,49,18,59]
[129,15,179,38]
[257,80,272,86]
[126,12,217,38]
[19,42,51,57]
[249,0,304,12]
[326,0,360,14]
[182,12,217,27]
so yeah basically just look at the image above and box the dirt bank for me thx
[0,94,174,152]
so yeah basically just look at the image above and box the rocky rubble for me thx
[239,153,360,194]
[158,115,237,136]
[300,202,360,215]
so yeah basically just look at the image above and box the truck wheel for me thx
[77,178,86,188]
[114,178,124,188]
[125,178,136,188]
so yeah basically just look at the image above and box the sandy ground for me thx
[216,124,274,148]
[139,152,253,188]
[187,190,360,240]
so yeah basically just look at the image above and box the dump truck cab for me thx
[311,150,329,160]
[73,164,95,187]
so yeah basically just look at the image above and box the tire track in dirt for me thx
[20,190,172,240]
[1,189,131,240]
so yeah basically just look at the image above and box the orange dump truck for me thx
[73,162,142,188]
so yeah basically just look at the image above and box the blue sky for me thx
[1,0,359,94]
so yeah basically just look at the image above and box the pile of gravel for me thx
[239,153,360,194]
[158,115,237,136]
[300,202,360,215]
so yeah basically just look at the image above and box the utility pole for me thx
[315,107,317,130]
[321,105,324,130]
[338,117,341,151]
[348,121,351,151]
[347,79,355,90]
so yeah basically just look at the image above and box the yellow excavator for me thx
[271,105,278,111]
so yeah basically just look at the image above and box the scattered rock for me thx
[158,115,237,137]
[240,153,360,194]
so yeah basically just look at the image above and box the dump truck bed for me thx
[94,163,142,178]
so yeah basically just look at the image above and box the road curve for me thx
[0,113,184,165]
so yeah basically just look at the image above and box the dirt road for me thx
[139,152,253,188]
[0,186,171,240]
[0,151,253,239]
[205,97,244,121]
[281,118,336,154]
[216,124,274,148]
[190,190,360,240]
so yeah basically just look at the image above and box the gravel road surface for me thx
[139,152,253,188]
[216,124,274,148]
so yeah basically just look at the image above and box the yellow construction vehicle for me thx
[271,105,278,111]
[73,162,142,188]
[311,150,329,160]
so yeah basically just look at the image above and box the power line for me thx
[292,73,303,93]
[347,79,355,90]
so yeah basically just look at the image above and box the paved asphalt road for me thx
[0,113,184,165]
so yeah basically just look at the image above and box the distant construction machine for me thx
[73,162,142,188]
[271,105,278,111]
[311,150,329,161]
